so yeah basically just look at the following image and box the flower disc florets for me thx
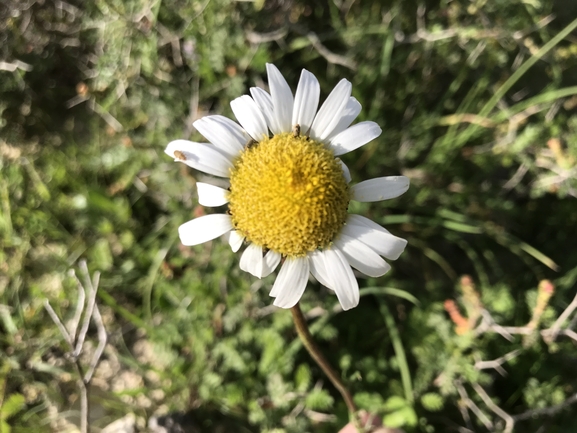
[228,133,349,257]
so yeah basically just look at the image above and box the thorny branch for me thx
[43,261,107,433]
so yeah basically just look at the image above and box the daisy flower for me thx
[165,64,409,311]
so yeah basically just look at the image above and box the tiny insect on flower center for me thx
[228,132,350,257]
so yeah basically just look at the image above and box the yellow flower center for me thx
[228,133,349,257]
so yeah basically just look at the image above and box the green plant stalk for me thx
[290,303,357,417]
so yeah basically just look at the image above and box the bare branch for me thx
[185,75,200,137]
[474,349,521,376]
[306,32,358,71]
[44,300,74,349]
[455,381,477,430]
[455,380,493,430]
[69,269,86,340]
[246,27,288,44]
[477,293,577,345]
[157,22,183,67]
[0,60,33,72]
[556,328,577,342]
[304,409,337,423]
[503,164,529,191]
[89,99,123,132]
[513,393,577,421]
[543,291,577,343]
[472,383,515,433]
[475,310,514,341]
[45,261,108,433]
[74,270,99,357]
[84,302,107,383]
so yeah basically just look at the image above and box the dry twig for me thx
[513,393,577,421]
[43,261,108,433]
[472,383,514,433]
[543,291,577,343]
[476,302,577,344]
[474,349,521,376]
[455,380,493,430]
[306,32,358,71]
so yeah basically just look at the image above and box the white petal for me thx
[351,176,410,202]
[196,182,229,207]
[165,140,233,178]
[334,234,391,277]
[321,248,359,311]
[329,121,382,156]
[310,79,352,141]
[308,250,333,288]
[292,69,320,135]
[240,243,264,278]
[230,95,269,141]
[193,115,247,157]
[270,257,310,308]
[228,230,244,252]
[342,215,407,260]
[178,214,232,246]
[262,250,282,278]
[250,87,280,134]
[336,158,351,184]
[266,63,294,133]
[348,214,391,233]
[326,97,362,140]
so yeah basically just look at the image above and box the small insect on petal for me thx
[174,150,187,161]
[293,124,301,137]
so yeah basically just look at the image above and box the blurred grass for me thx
[2,0,577,432]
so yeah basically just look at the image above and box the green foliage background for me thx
[1,0,577,431]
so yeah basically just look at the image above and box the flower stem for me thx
[290,303,357,416]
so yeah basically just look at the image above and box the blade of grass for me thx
[379,300,413,403]
[483,224,559,271]
[143,246,170,322]
[436,74,491,149]
[451,235,490,288]
[442,17,577,152]
[360,287,420,306]
[517,241,559,271]
[379,30,395,78]
[97,289,154,335]
[410,238,458,280]
[383,213,558,271]
[492,86,577,123]
[381,214,483,234]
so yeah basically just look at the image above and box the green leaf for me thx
[295,364,311,392]
[383,395,407,411]
[421,393,444,412]
[1,393,25,420]
[305,388,334,411]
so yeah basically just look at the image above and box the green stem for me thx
[290,303,357,416]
